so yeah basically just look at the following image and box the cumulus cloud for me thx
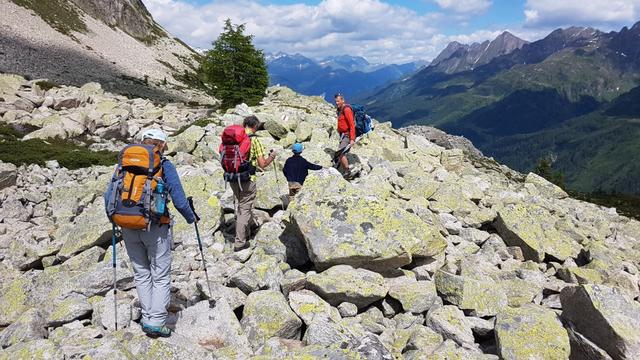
[145,0,470,63]
[524,0,640,29]
[433,0,492,14]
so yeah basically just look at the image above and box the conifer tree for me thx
[200,19,268,108]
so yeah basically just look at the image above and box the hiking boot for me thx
[233,242,250,252]
[142,323,172,338]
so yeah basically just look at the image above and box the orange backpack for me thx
[105,144,169,230]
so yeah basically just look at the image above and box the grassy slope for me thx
[488,112,640,194]
[0,125,117,170]
[11,0,88,35]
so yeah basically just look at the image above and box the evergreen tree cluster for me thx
[200,19,268,108]
[534,156,565,189]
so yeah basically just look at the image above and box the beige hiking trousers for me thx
[229,180,257,248]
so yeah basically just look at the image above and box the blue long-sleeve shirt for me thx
[283,154,322,185]
[162,160,196,224]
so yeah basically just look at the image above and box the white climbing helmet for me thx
[140,128,167,142]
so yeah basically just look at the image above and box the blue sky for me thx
[145,0,640,63]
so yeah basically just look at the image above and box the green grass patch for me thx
[11,0,88,36]
[34,80,59,91]
[0,124,117,169]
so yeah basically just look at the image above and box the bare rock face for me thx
[70,0,160,41]
[0,161,17,190]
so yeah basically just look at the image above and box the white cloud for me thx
[433,0,492,14]
[524,0,640,29]
[144,0,466,63]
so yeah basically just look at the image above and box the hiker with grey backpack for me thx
[104,129,196,338]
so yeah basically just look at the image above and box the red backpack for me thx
[219,125,255,183]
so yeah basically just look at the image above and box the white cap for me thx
[140,128,167,142]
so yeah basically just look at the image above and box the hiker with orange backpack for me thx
[104,128,196,338]
[219,115,277,251]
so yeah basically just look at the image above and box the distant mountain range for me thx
[361,24,640,195]
[266,53,427,101]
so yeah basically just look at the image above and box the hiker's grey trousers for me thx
[122,223,172,327]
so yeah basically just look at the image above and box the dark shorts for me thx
[338,133,350,151]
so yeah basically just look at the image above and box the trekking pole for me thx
[111,223,119,331]
[271,155,286,209]
[187,197,214,302]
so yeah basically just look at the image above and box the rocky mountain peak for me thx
[1,74,639,358]
[69,0,160,41]
[429,32,527,74]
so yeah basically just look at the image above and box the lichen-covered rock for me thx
[499,278,543,307]
[55,199,112,261]
[403,324,444,355]
[295,121,314,142]
[263,120,289,139]
[288,290,341,325]
[338,302,358,318]
[306,265,388,309]
[303,318,364,347]
[95,291,132,331]
[281,269,307,298]
[434,270,508,317]
[425,339,498,360]
[524,172,568,199]
[387,277,438,314]
[425,305,475,348]
[45,293,93,327]
[561,284,640,359]
[290,170,446,272]
[494,203,581,262]
[255,170,289,210]
[170,171,222,246]
[0,339,64,360]
[241,290,302,348]
[0,308,46,348]
[0,161,17,190]
[495,304,570,360]
[173,299,251,355]
[169,125,205,154]
[230,249,283,293]
[0,277,33,326]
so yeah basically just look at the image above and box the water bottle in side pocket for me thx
[154,181,166,215]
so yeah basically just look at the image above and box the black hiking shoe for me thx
[142,323,172,338]
[233,242,250,252]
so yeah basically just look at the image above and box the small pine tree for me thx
[200,19,268,108]
[534,156,565,188]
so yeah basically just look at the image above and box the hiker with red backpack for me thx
[333,93,374,177]
[219,115,277,251]
[104,129,196,338]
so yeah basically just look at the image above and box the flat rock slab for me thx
[290,170,446,272]
[495,304,570,360]
[561,284,640,360]
[306,265,388,309]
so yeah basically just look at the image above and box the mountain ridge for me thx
[267,52,426,101]
[361,21,640,195]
